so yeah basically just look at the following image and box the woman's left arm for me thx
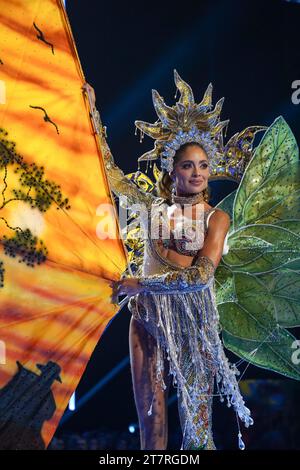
[194,209,231,268]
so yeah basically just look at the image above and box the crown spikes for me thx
[173,69,195,107]
[210,119,230,137]
[151,89,177,127]
[137,148,159,162]
[209,96,225,118]
[205,97,225,126]
[135,120,170,140]
[196,82,213,112]
[134,70,265,183]
[225,125,267,152]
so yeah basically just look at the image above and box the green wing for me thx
[215,116,300,380]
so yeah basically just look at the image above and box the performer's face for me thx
[172,145,209,196]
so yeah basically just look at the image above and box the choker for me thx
[171,191,205,206]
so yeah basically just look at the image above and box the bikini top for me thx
[157,207,229,257]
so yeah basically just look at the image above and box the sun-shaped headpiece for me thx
[134,69,229,174]
[134,69,266,181]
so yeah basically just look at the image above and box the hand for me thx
[110,277,144,297]
[82,82,96,109]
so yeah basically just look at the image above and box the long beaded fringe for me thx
[129,280,254,450]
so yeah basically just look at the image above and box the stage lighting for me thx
[68,391,76,411]
[128,424,136,433]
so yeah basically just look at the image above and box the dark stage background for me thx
[52,0,300,450]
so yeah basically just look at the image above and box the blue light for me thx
[128,424,136,433]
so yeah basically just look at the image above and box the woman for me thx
[125,142,232,451]
[83,72,254,450]
[114,144,231,451]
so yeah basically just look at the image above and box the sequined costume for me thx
[129,201,245,451]
[100,138,252,450]
[95,71,300,450]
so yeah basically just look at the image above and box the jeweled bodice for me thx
[141,198,229,276]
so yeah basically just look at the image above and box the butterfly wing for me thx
[214,116,300,380]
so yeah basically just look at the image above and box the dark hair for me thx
[155,142,211,203]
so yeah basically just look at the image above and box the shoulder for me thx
[208,208,230,231]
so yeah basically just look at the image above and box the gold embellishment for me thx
[139,255,215,292]
[134,69,266,181]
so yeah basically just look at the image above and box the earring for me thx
[171,179,176,196]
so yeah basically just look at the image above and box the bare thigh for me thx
[129,315,172,450]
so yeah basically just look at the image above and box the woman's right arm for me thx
[138,255,216,293]
[111,254,215,297]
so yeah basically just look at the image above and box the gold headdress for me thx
[135,69,266,182]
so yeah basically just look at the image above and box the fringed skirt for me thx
[128,280,253,450]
